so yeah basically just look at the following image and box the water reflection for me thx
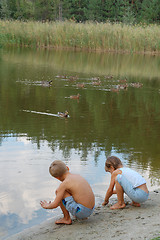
[0,47,160,239]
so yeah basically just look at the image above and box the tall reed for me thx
[0,20,160,53]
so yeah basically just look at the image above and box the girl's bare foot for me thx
[55,217,72,225]
[131,201,141,207]
[110,202,126,210]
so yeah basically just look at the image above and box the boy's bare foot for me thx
[55,218,72,225]
[131,201,141,207]
[110,202,126,210]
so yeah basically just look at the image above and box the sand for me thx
[8,190,160,240]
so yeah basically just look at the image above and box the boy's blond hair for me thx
[49,160,68,178]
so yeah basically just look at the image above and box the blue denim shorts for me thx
[62,196,94,219]
[117,174,149,203]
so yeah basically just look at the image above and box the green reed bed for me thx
[0,20,160,53]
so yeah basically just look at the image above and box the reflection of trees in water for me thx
[48,140,112,162]
[149,173,160,186]
[2,48,160,79]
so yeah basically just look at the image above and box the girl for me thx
[102,156,149,209]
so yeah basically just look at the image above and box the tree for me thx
[86,0,106,22]
[140,0,160,23]
[34,0,57,21]
[14,0,34,20]
[0,0,160,24]
[65,0,88,22]
[0,0,11,19]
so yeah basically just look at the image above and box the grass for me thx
[0,20,160,54]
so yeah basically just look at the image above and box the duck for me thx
[104,75,113,79]
[92,77,100,81]
[130,82,143,88]
[69,76,78,81]
[70,93,80,99]
[118,78,127,83]
[110,84,128,92]
[92,80,101,86]
[41,80,53,87]
[119,84,128,90]
[76,83,85,88]
[110,85,120,92]
[58,110,69,118]
[110,88,119,92]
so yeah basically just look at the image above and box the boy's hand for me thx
[102,200,109,206]
[40,200,51,209]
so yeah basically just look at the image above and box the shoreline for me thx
[8,189,160,240]
[3,44,160,56]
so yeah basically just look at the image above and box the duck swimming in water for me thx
[92,80,101,86]
[76,83,85,88]
[130,82,143,88]
[104,75,113,79]
[70,93,80,99]
[41,80,53,87]
[91,77,100,81]
[68,76,78,81]
[58,110,69,118]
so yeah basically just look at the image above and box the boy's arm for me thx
[40,182,67,209]
[102,171,117,206]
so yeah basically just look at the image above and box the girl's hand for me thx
[102,200,109,206]
[40,200,51,209]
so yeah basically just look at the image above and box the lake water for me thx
[0,47,160,239]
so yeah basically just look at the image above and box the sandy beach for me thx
[9,190,160,240]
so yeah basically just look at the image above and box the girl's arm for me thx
[102,171,117,206]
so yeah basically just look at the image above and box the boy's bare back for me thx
[40,161,95,224]
[57,172,95,209]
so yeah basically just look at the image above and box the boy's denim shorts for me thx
[117,174,149,203]
[62,196,94,219]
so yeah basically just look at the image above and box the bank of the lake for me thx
[8,190,160,240]
[0,21,160,54]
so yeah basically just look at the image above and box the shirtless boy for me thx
[40,160,95,224]
[102,156,149,209]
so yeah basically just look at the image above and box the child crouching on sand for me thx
[40,160,95,224]
[102,156,149,209]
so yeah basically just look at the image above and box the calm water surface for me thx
[0,48,160,239]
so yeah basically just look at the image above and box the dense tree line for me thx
[0,0,160,24]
